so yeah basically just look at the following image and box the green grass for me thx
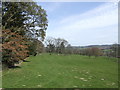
[2,53,118,88]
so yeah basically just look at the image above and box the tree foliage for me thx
[2,2,48,40]
[2,29,29,67]
[2,2,48,68]
[45,37,68,54]
[109,44,120,58]
[75,47,103,57]
[28,39,44,56]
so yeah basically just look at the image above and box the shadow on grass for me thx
[9,66,21,69]
[23,60,30,62]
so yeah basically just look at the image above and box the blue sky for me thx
[37,2,118,46]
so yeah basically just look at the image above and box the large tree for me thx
[55,38,68,54]
[45,37,68,54]
[2,2,48,67]
[45,37,55,54]
[2,2,48,40]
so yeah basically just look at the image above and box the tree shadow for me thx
[23,60,30,62]
[9,66,21,69]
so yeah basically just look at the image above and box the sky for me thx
[37,1,118,46]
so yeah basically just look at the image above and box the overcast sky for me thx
[37,2,118,46]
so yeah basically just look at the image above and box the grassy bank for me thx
[2,53,118,88]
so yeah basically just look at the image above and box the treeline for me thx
[70,44,120,58]
[45,37,120,58]
[2,2,48,68]
[77,44,120,58]
[45,37,68,55]
[45,37,102,57]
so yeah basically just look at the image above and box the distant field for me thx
[2,53,118,88]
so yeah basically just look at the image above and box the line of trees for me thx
[67,44,120,58]
[45,37,68,55]
[106,44,120,58]
[45,37,120,58]
[2,2,48,68]
[79,47,103,57]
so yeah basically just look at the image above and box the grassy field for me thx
[2,53,118,88]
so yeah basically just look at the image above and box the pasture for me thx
[2,53,118,88]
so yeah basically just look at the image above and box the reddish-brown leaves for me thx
[2,29,29,63]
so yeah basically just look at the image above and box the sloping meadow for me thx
[2,53,118,88]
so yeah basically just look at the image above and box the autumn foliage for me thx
[2,29,29,67]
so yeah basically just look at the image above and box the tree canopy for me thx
[2,2,48,40]
[2,2,48,67]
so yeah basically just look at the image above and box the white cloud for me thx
[59,2,117,24]
[46,2,118,46]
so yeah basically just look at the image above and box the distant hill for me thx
[72,45,112,50]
